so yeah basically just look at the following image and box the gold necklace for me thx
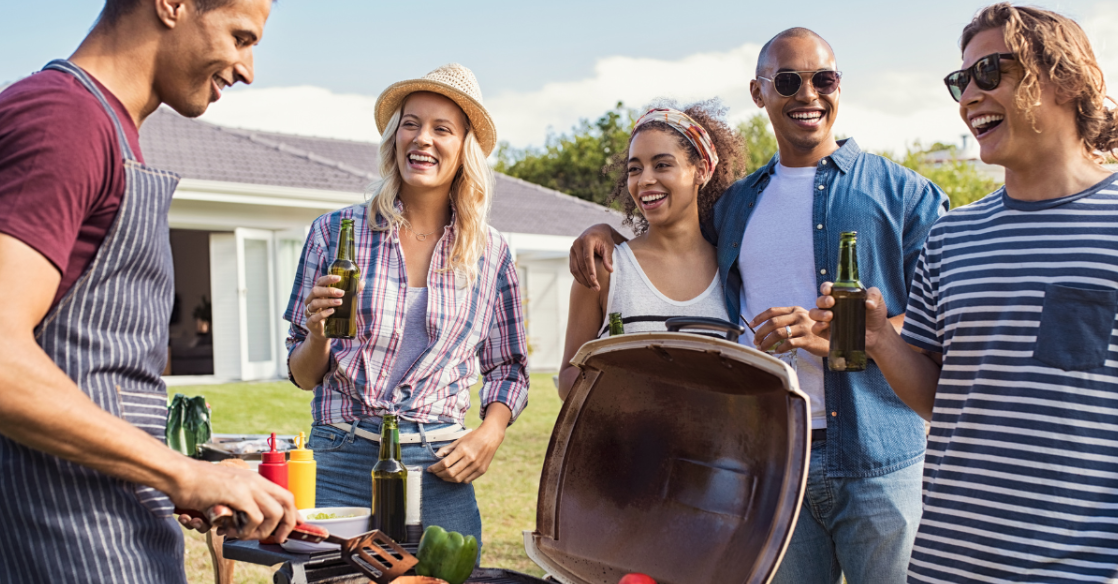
[405,224,440,241]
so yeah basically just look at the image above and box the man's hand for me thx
[810,282,896,355]
[750,306,829,357]
[171,459,298,541]
[427,404,512,484]
[569,224,627,291]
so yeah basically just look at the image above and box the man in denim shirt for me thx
[570,28,947,583]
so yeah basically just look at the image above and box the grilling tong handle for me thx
[665,316,746,343]
[174,505,331,541]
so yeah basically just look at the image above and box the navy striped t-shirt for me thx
[902,173,1118,583]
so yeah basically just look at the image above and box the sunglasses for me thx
[757,70,842,98]
[944,53,1015,102]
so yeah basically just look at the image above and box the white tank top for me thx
[598,242,728,337]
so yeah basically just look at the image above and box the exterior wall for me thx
[166,179,580,381]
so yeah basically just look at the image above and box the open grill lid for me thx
[525,330,810,584]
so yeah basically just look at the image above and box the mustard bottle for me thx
[288,432,316,510]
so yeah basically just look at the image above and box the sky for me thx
[4,1,1117,155]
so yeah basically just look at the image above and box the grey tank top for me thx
[385,287,430,391]
[598,242,728,337]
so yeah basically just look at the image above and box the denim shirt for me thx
[708,138,949,477]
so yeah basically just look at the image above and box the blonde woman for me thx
[283,64,528,549]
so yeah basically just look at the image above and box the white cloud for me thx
[200,85,381,142]
[199,11,1118,156]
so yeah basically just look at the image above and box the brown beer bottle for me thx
[828,231,867,372]
[324,219,359,339]
[371,414,407,542]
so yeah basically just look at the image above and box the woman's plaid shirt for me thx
[283,203,529,426]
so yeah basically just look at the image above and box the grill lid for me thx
[525,330,810,584]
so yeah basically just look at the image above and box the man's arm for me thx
[0,234,297,540]
[811,282,940,420]
[568,224,627,290]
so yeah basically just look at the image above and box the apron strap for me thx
[41,59,138,163]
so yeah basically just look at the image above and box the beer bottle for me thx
[828,232,867,371]
[324,219,360,339]
[608,312,624,336]
[371,414,407,542]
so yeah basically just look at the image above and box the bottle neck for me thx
[379,418,401,461]
[337,224,354,261]
[835,240,860,286]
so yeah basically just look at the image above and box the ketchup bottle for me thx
[260,432,289,488]
[258,433,289,544]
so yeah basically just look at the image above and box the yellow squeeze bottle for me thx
[288,432,316,510]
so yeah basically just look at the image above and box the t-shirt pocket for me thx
[1032,283,1117,371]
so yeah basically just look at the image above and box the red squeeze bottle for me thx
[258,433,289,545]
[260,432,289,488]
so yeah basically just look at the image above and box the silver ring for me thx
[305,305,316,317]
[785,325,793,338]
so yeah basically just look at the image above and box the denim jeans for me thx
[307,418,483,554]
[771,440,923,584]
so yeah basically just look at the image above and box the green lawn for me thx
[176,373,560,583]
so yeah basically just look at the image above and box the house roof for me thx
[140,108,627,237]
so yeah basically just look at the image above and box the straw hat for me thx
[374,63,497,156]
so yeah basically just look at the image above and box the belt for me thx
[811,428,827,442]
[329,422,471,444]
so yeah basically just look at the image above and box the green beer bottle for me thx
[608,312,624,336]
[828,232,867,371]
[324,219,360,339]
[371,414,407,542]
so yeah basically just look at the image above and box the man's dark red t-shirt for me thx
[0,68,144,309]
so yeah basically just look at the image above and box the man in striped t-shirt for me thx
[814,4,1118,582]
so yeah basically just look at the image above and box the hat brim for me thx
[375,79,497,156]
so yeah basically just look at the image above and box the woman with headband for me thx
[283,64,528,551]
[557,101,747,399]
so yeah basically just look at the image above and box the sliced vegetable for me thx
[618,574,656,584]
[414,525,477,584]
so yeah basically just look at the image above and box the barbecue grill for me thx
[225,318,810,584]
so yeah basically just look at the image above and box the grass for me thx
[176,372,561,583]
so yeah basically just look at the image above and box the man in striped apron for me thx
[0,1,294,581]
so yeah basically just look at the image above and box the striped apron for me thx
[0,60,185,583]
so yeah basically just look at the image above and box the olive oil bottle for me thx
[371,414,407,542]
[828,232,868,372]
[324,219,360,339]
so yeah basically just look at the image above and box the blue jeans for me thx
[772,440,923,584]
[307,419,483,554]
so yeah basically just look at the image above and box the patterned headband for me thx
[633,108,720,184]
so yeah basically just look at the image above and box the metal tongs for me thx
[176,505,418,583]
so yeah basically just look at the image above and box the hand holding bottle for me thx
[303,274,365,341]
[810,282,893,357]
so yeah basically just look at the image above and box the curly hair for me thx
[606,99,748,234]
[961,3,1118,158]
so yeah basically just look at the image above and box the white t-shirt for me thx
[737,163,827,429]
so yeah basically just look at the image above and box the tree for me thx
[737,113,778,174]
[880,141,1002,209]
[494,102,636,206]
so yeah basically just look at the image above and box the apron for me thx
[0,60,185,583]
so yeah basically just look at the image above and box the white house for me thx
[139,108,628,382]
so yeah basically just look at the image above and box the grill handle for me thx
[664,316,746,343]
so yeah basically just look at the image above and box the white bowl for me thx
[280,506,371,554]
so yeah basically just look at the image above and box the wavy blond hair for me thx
[962,3,1118,158]
[366,106,495,283]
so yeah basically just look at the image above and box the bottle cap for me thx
[261,432,286,464]
[290,431,314,461]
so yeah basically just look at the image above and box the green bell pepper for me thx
[414,525,478,584]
